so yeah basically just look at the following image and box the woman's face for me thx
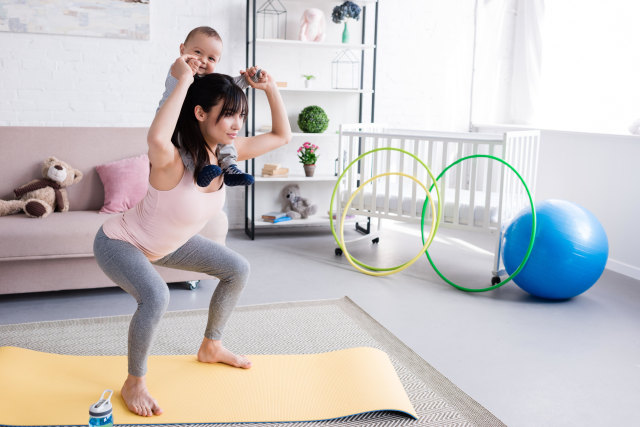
[197,101,245,148]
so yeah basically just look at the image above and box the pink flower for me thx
[303,142,311,148]
[297,147,302,152]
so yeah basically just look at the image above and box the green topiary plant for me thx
[297,105,329,133]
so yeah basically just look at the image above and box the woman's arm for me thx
[235,70,292,161]
[147,54,199,169]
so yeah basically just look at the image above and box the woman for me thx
[93,54,291,417]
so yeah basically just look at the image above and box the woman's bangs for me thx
[219,86,248,119]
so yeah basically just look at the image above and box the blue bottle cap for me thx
[89,389,113,417]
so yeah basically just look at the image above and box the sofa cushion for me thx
[0,212,113,260]
[0,210,229,261]
[96,153,149,214]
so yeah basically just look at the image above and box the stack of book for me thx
[262,163,289,177]
[262,211,292,223]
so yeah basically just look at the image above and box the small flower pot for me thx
[303,164,316,177]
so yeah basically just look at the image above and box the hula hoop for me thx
[420,154,537,292]
[340,172,437,276]
[330,147,442,272]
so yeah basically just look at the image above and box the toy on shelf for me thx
[299,8,326,42]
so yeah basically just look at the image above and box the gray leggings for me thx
[93,227,250,377]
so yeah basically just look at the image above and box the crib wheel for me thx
[335,247,343,256]
[491,276,501,286]
[372,237,380,244]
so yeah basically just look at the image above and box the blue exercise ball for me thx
[502,199,608,300]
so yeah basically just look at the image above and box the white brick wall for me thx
[0,0,247,127]
[0,0,477,229]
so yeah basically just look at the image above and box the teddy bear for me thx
[0,156,83,219]
[280,183,317,219]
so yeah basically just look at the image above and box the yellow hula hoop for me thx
[339,172,438,276]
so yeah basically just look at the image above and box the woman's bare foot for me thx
[197,338,252,368]
[120,374,163,417]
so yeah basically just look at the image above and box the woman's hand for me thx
[234,66,291,161]
[241,66,274,91]
[170,54,200,82]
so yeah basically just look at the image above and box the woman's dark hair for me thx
[172,73,248,182]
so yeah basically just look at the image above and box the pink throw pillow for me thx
[96,154,149,214]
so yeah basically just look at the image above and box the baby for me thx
[158,26,258,187]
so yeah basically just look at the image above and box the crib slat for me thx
[484,143,495,229]
[370,136,380,214]
[411,139,419,219]
[469,143,479,226]
[441,140,449,223]
[452,141,463,226]
[426,140,435,223]
[384,138,391,214]
[498,134,508,229]
[347,135,355,216]
[396,138,404,216]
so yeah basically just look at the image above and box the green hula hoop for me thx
[330,147,443,272]
[420,154,537,292]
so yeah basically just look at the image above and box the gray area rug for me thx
[0,297,504,427]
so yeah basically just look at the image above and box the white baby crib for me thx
[334,124,540,283]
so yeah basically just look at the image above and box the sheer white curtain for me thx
[473,0,640,134]
[509,0,543,123]
[470,0,543,125]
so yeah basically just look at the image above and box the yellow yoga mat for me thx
[0,346,416,425]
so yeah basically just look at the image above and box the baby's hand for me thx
[171,54,200,81]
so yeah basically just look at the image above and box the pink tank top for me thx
[102,170,225,261]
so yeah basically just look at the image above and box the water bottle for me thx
[89,389,113,427]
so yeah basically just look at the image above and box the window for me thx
[472,0,640,135]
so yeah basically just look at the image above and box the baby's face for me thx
[180,32,223,76]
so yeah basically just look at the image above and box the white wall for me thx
[475,125,640,280]
[535,130,640,280]
[0,1,247,126]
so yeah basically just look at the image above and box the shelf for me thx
[280,0,378,4]
[279,87,373,94]
[255,215,331,229]
[255,131,339,138]
[255,214,358,229]
[255,38,375,50]
[256,173,337,182]
[291,131,338,138]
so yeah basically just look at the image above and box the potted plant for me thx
[331,1,361,44]
[297,142,319,177]
[297,105,329,133]
[301,74,315,88]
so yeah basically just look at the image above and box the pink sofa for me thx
[0,127,227,295]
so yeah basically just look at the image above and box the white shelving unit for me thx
[244,0,379,238]
[255,38,375,50]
